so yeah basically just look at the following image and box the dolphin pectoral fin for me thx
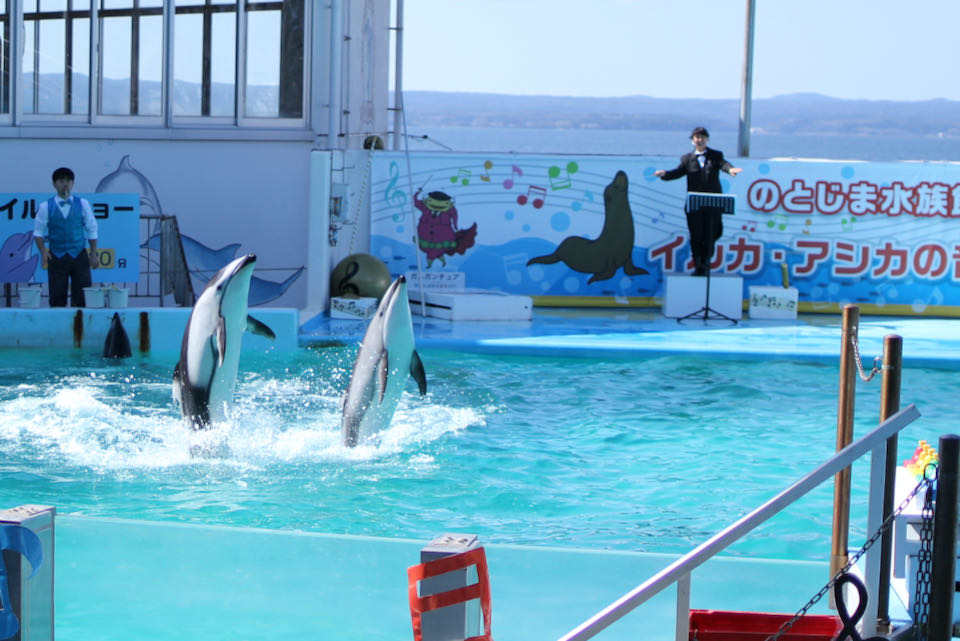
[215,317,226,367]
[247,315,276,340]
[410,350,427,396]
[378,352,388,403]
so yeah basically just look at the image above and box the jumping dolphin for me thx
[341,276,427,447]
[173,254,275,429]
[103,312,132,358]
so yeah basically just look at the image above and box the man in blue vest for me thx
[33,167,99,307]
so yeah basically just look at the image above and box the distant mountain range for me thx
[400,91,960,137]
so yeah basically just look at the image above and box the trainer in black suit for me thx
[654,126,742,276]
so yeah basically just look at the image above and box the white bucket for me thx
[106,287,129,308]
[83,287,106,308]
[19,286,42,308]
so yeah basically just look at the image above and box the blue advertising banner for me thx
[0,193,140,284]
[370,152,960,315]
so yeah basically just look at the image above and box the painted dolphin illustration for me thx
[141,233,241,275]
[96,155,164,216]
[141,233,302,306]
[1,231,40,282]
[341,275,427,447]
[173,254,275,429]
[103,312,132,358]
[0,524,43,639]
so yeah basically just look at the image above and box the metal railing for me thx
[557,403,921,641]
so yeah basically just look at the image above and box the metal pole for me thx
[328,0,343,150]
[875,334,902,632]
[928,434,959,641]
[830,304,859,601]
[392,0,404,151]
[737,0,756,158]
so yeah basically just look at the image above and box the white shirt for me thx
[33,194,99,242]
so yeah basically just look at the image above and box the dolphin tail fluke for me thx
[410,351,427,396]
[247,315,276,340]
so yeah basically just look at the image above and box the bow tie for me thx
[58,199,69,206]
[695,151,706,156]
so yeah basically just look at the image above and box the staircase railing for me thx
[556,404,921,641]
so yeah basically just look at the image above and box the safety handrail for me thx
[557,403,921,641]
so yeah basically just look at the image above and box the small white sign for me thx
[748,286,799,319]
[405,271,466,293]
[330,296,378,320]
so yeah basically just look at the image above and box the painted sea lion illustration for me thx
[526,170,648,284]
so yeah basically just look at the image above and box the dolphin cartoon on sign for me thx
[341,276,427,447]
[0,232,40,282]
[173,254,275,429]
[0,524,43,639]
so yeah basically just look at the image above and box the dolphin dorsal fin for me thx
[247,315,276,340]
[410,351,427,396]
[215,317,226,367]
[377,351,389,404]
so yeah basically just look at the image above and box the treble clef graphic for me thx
[385,161,407,210]
[338,260,360,296]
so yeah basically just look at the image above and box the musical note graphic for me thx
[503,253,530,286]
[384,161,407,207]
[547,161,579,190]
[741,220,757,232]
[802,218,813,234]
[337,259,361,296]
[517,185,547,209]
[766,213,788,231]
[480,160,493,182]
[503,165,523,190]
[571,190,594,213]
[650,211,667,224]
[840,216,856,232]
[450,168,471,186]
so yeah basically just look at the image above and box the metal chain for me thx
[851,333,883,382]
[912,470,937,641]
[764,473,933,641]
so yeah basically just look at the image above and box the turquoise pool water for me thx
[0,345,948,561]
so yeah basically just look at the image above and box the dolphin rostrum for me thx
[173,254,275,429]
[341,275,427,447]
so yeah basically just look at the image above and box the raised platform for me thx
[408,290,533,321]
[0,307,300,352]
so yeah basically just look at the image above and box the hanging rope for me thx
[397,88,427,316]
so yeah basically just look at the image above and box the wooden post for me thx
[875,334,902,631]
[829,305,859,605]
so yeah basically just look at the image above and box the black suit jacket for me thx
[659,147,732,194]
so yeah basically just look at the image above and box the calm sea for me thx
[402,125,960,163]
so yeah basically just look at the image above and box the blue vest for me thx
[46,196,87,258]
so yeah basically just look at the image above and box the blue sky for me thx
[401,0,959,101]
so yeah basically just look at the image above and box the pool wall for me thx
[0,308,300,352]
[54,515,834,641]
